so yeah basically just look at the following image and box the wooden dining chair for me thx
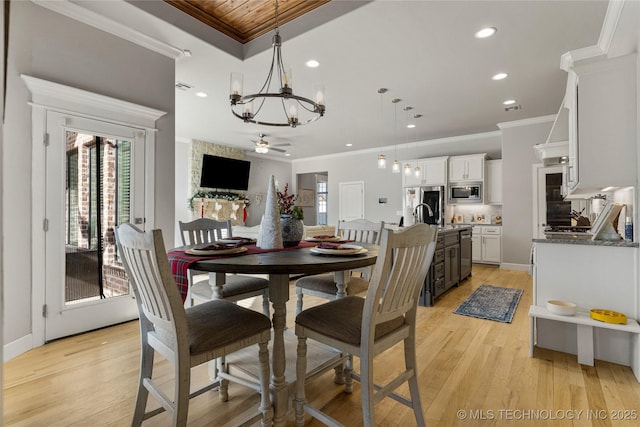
[179,218,269,316]
[294,223,438,427]
[115,224,273,427]
[295,219,384,315]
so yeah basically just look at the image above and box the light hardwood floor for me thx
[5,265,640,426]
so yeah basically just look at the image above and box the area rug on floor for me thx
[453,284,523,323]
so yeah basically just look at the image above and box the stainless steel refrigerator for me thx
[404,186,445,227]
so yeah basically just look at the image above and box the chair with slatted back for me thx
[294,223,438,427]
[115,224,273,427]
[179,218,269,316]
[295,219,384,315]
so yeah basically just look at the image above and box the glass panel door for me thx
[45,112,139,341]
[65,134,131,304]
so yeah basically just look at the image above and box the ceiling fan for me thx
[251,133,290,154]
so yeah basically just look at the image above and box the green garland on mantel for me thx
[188,191,251,209]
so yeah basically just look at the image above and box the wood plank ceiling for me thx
[164,0,331,44]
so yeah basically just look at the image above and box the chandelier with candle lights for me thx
[229,1,325,128]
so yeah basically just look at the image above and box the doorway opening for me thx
[64,133,132,304]
[296,172,328,225]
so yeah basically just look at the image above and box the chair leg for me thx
[262,289,270,317]
[132,343,154,426]
[173,353,191,426]
[258,341,273,427]
[405,337,426,427]
[360,353,376,427]
[295,288,304,316]
[217,357,229,402]
[344,355,353,394]
[333,363,345,385]
[294,336,308,427]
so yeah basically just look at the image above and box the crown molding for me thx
[293,130,502,162]
[497,115,555,130]
[560,0,626,71]
[22,75,166,128]
[31,0,185,59]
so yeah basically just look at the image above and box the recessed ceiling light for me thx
[407,124,416,129]
[503,99,517,105]
[475,27,497,39]
[285,153,291,157]
[195,92,208,98]
[346,143,353,147]
[492,73,508,80]
[305,59,320,68]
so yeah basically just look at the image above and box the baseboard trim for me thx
[4,334,34,362]
[500,263,531,271]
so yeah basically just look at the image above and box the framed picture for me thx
[297,188,315,207]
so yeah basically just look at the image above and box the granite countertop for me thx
[532,238,639,248]
[447,222,502,227]
[438,225,473,233]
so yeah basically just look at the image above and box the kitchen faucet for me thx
[413,203,433,223]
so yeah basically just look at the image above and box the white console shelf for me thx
[531,240,640,383]
[529,306,640,376]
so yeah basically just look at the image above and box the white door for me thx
[44,112,141,341]
[339,181,364,221]
[534,165,564,239]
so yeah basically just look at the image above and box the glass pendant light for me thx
[377,88,387,168]
[392,98,401,173]
[392,160,400,173]
[378,153,387,168]
[403,106,413,176]
[404,162,412,175]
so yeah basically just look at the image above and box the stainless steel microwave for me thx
[448,182,483,204]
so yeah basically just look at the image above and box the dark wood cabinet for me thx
[420,226,471,307]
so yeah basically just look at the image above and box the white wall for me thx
[3,2,175,348]
[244,154,292,226]
[173,145,292,234]
[1,0,5,414]
[291,132,502,226]
[500,118,553,267]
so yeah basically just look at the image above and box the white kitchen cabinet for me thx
[485,159,502,205]
[402,157,448,187]
[449,154,486,182]
[564,54,636,195]
[422,157,448,186]
[472,225,501,264]
[401,160,421,187]
[481,235,501,263]
[471,235,481,261]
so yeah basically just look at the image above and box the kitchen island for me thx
[531,238,640,381]
[420,225,473,306]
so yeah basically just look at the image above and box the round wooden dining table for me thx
[190,243,379,426]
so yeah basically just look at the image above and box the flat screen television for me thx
[199,154,251,191]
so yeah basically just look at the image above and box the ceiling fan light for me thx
[255,146,269,154]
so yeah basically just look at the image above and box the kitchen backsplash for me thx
[447,204,502,225]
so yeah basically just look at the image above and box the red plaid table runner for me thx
[167,241,316,302]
